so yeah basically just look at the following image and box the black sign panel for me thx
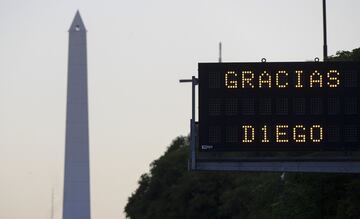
[198,62,360,151]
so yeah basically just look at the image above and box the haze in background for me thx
[0,0,359,218]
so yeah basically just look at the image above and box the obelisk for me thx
[63,11,91,219]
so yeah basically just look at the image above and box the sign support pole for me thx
[323,0,328,61]
[180,77,199,171]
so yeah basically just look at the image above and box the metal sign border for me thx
[182,73,360,173]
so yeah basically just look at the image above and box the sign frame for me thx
[184,61,360,173]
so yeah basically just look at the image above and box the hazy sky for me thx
[0,0,359,218]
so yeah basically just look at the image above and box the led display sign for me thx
[198,62,360,151]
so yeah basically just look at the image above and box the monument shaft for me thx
[63,11,91,219]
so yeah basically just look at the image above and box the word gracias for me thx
[225,69,340,88]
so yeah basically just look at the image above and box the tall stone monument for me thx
[63,11,91,219]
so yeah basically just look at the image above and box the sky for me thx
[0,0,359,218]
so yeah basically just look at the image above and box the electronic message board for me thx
[198,62,360,151]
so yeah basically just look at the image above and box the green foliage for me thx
[328,48,360,61]
[125,48,360,219]
[125,136,360,219]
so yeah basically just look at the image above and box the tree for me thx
[328,48,360,61]
[125,136,282,219]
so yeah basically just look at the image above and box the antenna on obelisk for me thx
[218,42,222,63]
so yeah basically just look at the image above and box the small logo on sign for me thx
[201,145,214,150]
